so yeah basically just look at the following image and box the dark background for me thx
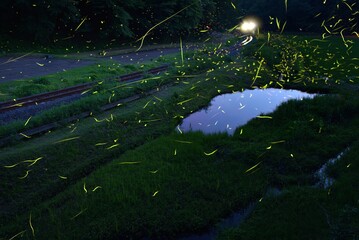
[0,0,357,43]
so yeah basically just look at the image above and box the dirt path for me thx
[0,47,183,83]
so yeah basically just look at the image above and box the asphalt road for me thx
[0,47,182,83]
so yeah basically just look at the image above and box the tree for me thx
[76,0,144,40]
[0,0,79,42]
[130,0,218,40]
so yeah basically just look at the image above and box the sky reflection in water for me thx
[178,88,316,135]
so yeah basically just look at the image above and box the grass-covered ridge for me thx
[0,39,234,129]
[0,60,162,102]
[0,34,358,239]
[0,47,229,138]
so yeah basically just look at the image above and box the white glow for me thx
[238,19,259,33]
[241,35,253,46]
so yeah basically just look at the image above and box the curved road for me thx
[0,47,184,83]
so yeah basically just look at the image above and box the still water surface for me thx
[178,88,316,135]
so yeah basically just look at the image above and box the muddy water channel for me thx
[315,148,350,188]
[178,88,316,135]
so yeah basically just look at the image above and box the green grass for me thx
[0,63,251,224]
[0,60,164,102]
[11,133,267,239]
[218,141,359,240]
[0,68,172,138]
[2,89,358,239]
[242,33,359,93]
[0,33,358,239]
[0,47,236,139]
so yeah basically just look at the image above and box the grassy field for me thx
[0,33,358,239]
[218,141,359,240]
[0,59,165,102]
[0,46,233,139]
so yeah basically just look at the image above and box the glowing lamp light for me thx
[241,21,257,32]
[237,18,260,34]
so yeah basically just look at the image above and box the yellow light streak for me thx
[174,140,192,144]
[75,16,87,31]
[19,133,31,139]
[180,37,184,65]
[92,186,102,192]
[18,170,31,179]
[276,18,281,30]
[136,4,194,51]
[256,115,272,119]
[251,58,264,87]
[83,182,87,193]
[24,157,43,167]
[231,2,236,9]
[8,230,27,240]
[143,100,151,109]
[204,149,218,156]
[177,98,193,105]
[0,52,34,65]
[70,208,87,220]
[29,213,35,237]
[54,136,80,144]
[106,144,120,150]
[4,162,22,168]
[280,21,287,34]
[95,142,107,146]
[118,161,141,165]
[245,161,262,173]
[340,29,349,47]
[270,140,286,144]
